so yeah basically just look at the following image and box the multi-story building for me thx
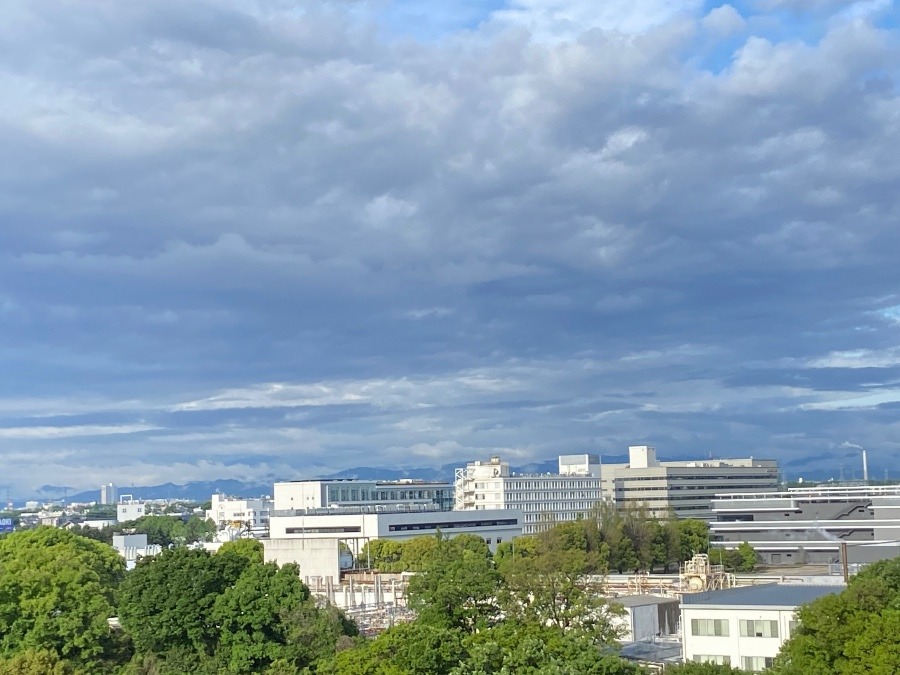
[455,448,780,531]
[710,485,900,565]
[455,454,605,534]
[681,584,842,671]
[273,478,454,512]
[600,446,780,519]
[116,497,145,523]
[100,483,117,505]
[264,503,523,578]
[206,493,273,538]
[268,504,521,550]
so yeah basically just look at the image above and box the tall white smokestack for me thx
[863,448,869,483]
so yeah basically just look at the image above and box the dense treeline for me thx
[361,504,717,575]
[70,513,216,547]
[0,529,355,674]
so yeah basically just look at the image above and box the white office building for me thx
[273,478,454,512]
[455,454,605,534]
[600,446,780,519]
[710,485,900,565]
[681,584,842,671]
[206,493,273,537]
[269,504,521,550]
[264,503,522,576]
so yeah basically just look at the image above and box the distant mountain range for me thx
[40,457,582,505]
[38,451,835,505]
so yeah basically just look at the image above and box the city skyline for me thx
[1,1,899,494]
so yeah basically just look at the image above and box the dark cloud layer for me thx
[0,1,898,494]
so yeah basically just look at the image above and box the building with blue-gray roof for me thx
[681,583,843,672]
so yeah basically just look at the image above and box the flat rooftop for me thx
[682,583,843,607]
[613,594,679,607]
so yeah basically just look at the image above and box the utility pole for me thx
[840,541,849,584]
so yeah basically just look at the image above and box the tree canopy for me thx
[0,527,126,672]
[773,556,900,675]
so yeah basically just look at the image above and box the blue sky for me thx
[0,0,899,496]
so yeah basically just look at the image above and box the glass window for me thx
[691,618,730,637]
[693,655,731,665]
[739,620,779,638]
[741,656,775,671]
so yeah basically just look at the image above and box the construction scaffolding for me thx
[306,572,415,636]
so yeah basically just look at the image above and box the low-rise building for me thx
[112,533,162,570]
[681,584,842,671]
[117,497,146,523]
[264,505,522,578]
[612,595,680,642]
[710,485,900,565]
[206,493,273,537]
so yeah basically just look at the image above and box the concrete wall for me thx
[263,537,341,581]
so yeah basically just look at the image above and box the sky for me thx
[1,0,899,497]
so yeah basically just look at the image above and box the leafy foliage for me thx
[118,547,250,655]
[212,562,312,673]
[0,527,125,671]
[406,537,501,632]
[664,663,748,675]
[773,556,900,675]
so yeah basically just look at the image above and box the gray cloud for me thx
[0,0,898,494]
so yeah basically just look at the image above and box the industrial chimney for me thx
[863,448,869,483]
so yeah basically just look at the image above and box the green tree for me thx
[452,620,639,675]
[676,520,709,560]
[316,622,464,675]
[0,527,126,671]
[773,557,900,675]
[664,663,747,674]
[359,539,405,571]
[498,545,621,643]
[493,536,539,572]
[0,649,78,675]
[398,536,441,571]
[449,533,491,559]
[212,562,311,674]
[118,547,249,656]
[407,538,501,632]
[218,538,264,564]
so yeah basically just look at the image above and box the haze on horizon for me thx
[1,0,899,496]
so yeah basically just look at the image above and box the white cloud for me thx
[701,4,746,36]
[0,423,159,440]
[494,0,703,39]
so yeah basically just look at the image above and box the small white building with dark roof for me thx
[681,583,843,672]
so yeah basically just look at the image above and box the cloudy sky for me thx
[1,0,899,496]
